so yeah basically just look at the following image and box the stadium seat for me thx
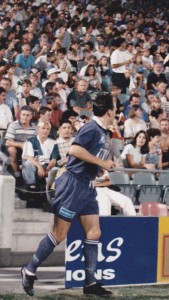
[109,171,136,202]
[132,172,156,186]
[118,94,129,104]
[138,185,163,203]
[138,202,168,216]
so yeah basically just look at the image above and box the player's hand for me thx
[101,160,116,171]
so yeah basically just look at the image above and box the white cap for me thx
[47,67,60,76]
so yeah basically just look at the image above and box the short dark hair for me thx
[20,105,33,113]
[146,128,161,139]
[129,93,140,102]
[59,119,72,127]
[27,95,39,105]
[39,106,51,115]
[93,92,113,117]
[0,87,6,94]
[46,92,60,104]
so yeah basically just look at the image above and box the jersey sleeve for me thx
[72,123,96,149]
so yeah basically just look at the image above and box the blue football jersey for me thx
[66,119,111,181]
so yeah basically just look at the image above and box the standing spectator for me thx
[5,105,36,177]
[111,38,133,93]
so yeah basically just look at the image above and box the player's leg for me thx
[80,214,112,296]
[21,216,71,296]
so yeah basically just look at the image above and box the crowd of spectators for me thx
[0,0,169,212]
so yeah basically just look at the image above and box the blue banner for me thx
[65,217,158,288]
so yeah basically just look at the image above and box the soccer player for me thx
[21,92,116,296]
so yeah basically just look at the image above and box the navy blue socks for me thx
[84,239,99,286]
[26,233,59,274]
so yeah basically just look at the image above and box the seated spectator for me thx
[124,105,147,142]
[16,79,32,108]
[124,93,148,121]
[146,128,162,169]
[0,86,13,147]
[149,108,166,129]
[67,78,92,114]
[15,43,35,70]
[22,120,60,191]
[42,67,60,89]
[142,90,157,115]
[55,119,74,167]
[161,134,169,170]
[61,109,78,136]
[133,69,147,90]
[3,63,20,92]
[147,61,167,92]
[46,92,63,128]
[39,106,57,140]
[5,105,36,178]
[0,77,19,119]
[29,73,43,100]
[84,64,102,92]
[160,118,169,135]
[26,95,40,123]
[93,171,136,216]
[121,130,150,169]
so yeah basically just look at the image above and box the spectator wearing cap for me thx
[5,105,36,178]
[42,67,60,88]
[111,38,134,93]
[67,78,92,114]
[55,77,67,111]
[147,61,167,92]
[15,44,35,70]
[46,92,63,128]
[0,77,19,119]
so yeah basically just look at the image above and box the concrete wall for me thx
[0,175,15,266]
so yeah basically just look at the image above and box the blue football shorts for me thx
[50,171,99,222]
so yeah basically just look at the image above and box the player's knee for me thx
[52,228,67,243]
[86,228,101,240]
